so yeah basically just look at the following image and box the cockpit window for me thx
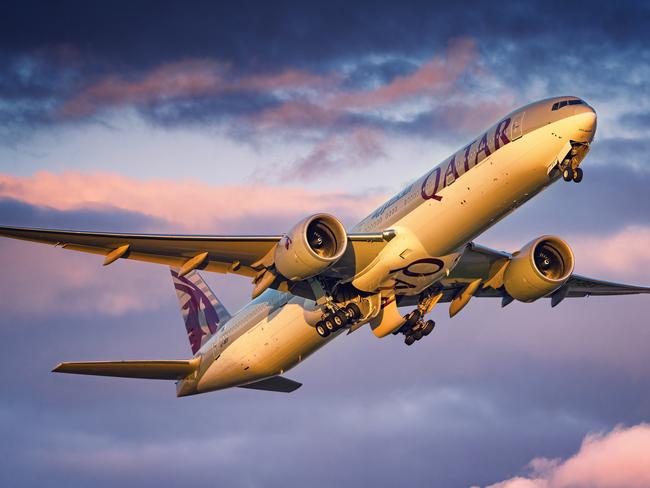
[552,99,584,111]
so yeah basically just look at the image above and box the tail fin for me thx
[170,268,232,354]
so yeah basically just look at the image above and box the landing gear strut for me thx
[315,303,362,338]
[559,141,589,184]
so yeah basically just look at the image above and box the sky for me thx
[0,1,649,486]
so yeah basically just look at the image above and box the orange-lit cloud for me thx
[59,38,509,138]
[482,225,650,281]
[330,38,478,111]
[485,423,650,488]
[0,171,387,232]
[253,38,493,132]
[569,225,650,277]
[60,60,331,118]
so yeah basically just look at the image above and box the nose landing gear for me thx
[562,166,583,183]
[559,141,588,184]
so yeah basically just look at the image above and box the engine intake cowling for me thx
[503,236,574,302]
[274,214,348,281]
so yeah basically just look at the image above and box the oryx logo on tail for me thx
[170,268,232,354]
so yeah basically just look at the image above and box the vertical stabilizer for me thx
[170,268,232,354]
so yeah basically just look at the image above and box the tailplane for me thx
[53,358,200,380]
[170,268,232,354]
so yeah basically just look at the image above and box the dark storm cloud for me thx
[1,0,649,140]
[2,1,648,70]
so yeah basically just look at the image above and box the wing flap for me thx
[238,376,302,393]
[52,358,200,380]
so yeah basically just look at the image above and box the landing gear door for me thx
[510,112,524,141]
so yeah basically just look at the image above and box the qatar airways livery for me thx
[1,96,648,396]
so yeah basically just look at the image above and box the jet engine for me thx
[503,236,574,302]
[274,214,348,281]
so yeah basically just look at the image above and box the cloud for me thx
[0,171,386,232]
[13,37,514,146]
[59,60,331,118]
[569,225,650,279]
[276,127,386,181]
[482,225,650,282]
[330,38,479,110]
[249,38,509,136]
[0,240,168,317]
[486,423,650,488]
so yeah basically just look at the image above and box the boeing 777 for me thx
[1,96,648,395]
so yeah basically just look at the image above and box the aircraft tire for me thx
[423,320,435,336]
[405,335,416,346]
[335,310,348,328]
[562,168,573,182]
[405,310,422,328]
[345,303,361,320]
[573,167,583,183]
[324,318,337,333]
[316,322,330,338]
[413,330,423,340]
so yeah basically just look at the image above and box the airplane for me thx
[1,95,648,396]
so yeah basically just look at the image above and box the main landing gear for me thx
[315,303,362,338]
[395,309,436,346]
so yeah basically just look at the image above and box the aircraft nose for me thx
[572,104,597,143]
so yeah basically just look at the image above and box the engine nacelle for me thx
[503,236,574,303]
[274,214,348,281]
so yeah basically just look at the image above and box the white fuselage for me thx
[177,96,597,396]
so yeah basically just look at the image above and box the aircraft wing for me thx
[396,242,649,308]
[0,225,388,281]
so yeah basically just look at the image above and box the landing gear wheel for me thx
[413,330,423,341]
[405,310,422,328]
[345,303,361,321]
[422,320,435,336]
[572,167,583,183]
[324,318,336,333]
[316,322,330,338]
[562,167,573,182]
[334,311,348,329]
[405,335,416,346]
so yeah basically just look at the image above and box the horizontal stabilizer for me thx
[238,376,302,393]
[52,358,200,380]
